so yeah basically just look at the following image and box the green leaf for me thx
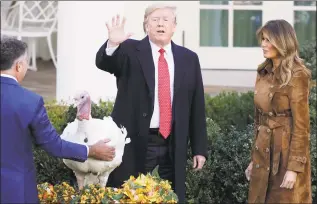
[101,196,110,204]
[151,165,160,178]
[159,188,165,196]
[112,193,124,200]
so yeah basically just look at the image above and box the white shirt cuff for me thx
[105,41,119,56]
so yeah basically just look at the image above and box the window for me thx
[293,1,316,46]
[200,9,228,46]
[199,1,263,47]
[294,1,316,6]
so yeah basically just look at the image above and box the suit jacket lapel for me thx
[136,36,155,108]
[172,42,185,98]
[135,38,185,112]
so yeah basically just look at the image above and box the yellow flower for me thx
[81,195,87,201]
[37,172,178,203]
[160,180,172,190]
[129,175,136,180]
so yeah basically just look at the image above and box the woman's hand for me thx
[245,161,253,181]
[280,170,297,189]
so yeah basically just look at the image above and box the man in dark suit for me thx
[95,3,207,202]
[0,37,116,203]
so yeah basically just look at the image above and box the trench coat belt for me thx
[258,109,292,127]
[258,108,292,117]
[257,109,292,175]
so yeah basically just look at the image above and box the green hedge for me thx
[186,124,254,203]
[300,39,316,80]
[204,91,254,133]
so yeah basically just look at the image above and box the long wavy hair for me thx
[256,19,311,87]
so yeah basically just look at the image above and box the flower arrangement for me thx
[37,166,178,203]
[37,183,57,203]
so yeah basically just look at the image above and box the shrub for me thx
[186,124,253,204]
[300,39,316,80]
[204,91,254,133]
[33,147,75,185]
[302,39,317,201]
[44,101,69,134]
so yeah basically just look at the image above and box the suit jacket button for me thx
[143,113,147,117]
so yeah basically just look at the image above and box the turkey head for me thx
[74,91,91,121]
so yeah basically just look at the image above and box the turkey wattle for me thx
[60,91,130,189]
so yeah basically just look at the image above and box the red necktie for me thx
[158,48,172,138]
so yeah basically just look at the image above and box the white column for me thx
[263,1,294,25]
[56,1,125,104]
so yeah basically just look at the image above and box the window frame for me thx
[292,1,316,45]
[199,1,264,47]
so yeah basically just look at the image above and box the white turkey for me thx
[60,91,130,189]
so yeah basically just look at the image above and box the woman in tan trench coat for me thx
[245,19,312,203]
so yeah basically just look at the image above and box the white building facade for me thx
[56,1,316,103]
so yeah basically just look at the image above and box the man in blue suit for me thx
[0,37,116,203]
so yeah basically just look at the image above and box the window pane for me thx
[233,10,262,47]
[200,1,228,5]
[233,1,262,5]
[294,11,316,46]
[294,1,316,6]
[200,9,228,47]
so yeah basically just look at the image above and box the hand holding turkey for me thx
[88,138,115,161]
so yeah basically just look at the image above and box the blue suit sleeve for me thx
[30,97,88,162]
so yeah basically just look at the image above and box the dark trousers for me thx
[145,128,174,188]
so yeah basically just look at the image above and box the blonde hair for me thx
[143,3,177,33]
[256,19,311,87]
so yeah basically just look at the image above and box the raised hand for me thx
[106,14,133,47]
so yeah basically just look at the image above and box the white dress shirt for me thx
[1,74,18,82]
[105,39,175,128]
[1,74,90,156]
